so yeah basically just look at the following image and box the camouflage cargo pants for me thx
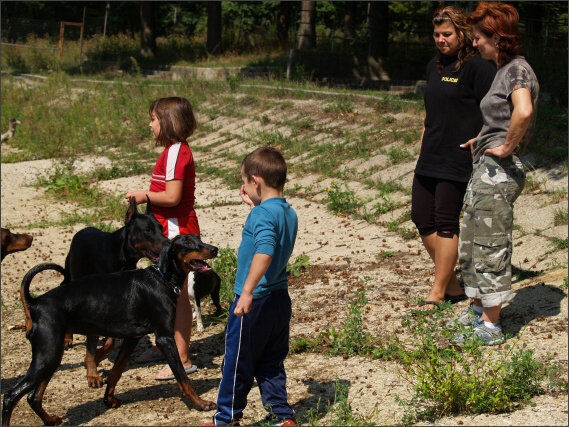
[459,154,525,307]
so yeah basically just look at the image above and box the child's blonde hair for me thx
[149,97,197,147]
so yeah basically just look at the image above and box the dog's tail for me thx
[21,263,68,335]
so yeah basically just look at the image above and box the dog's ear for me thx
[125,197,138,225]
[145,195,153,214]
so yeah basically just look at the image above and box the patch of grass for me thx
[324,181,367,217]
[195,164,242,189]
[553,207,568,226]
[323,99,355,115]
[523,171,546,193]
[385,210,418,240]
[325,290,372,358]
[396,308,560,422]
[548,188,568,204]
[290,286,402,360]
[372,195,403,215]
[386,144,413,165]
[33,159,146,228]
[550,237,568,250]
[376,250,396,260]
[91,161,150,181]
[247,128,291,148]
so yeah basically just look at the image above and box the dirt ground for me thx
[1,95,568,425]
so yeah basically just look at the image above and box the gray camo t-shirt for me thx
[473,56,539,162]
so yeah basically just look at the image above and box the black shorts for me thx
[411,174,467,238]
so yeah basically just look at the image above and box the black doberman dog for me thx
[63,197,168,388]
[2,234,218,426]
[1,227,33,262]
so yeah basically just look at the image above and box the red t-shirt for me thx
[149,142,199,236]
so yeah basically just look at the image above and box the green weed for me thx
[324,181,366,216]
[210,246,238,310]
[396,309,555,422]
[386,144,413,165]
[553,207,568,226]
[376,250,396,260]
[287,254,310,277]
[560,276,568,291]
[372,195,402,215]
[385,210,417,240]
[548,188,568,204]
[325,289,373,358]
[323,99,355,115]
[523,171,546,193]
[551,237,568,250]
[300,398,325,426]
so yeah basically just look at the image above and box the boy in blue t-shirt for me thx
[206,146,298,426]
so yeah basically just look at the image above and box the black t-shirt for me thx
[415,54,497,182]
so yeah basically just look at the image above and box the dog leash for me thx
[151,264,182,295]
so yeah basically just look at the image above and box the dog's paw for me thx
[196,399,217,411]
[44,414,63,426]
[104,395,122,409]
[87,374,105,389]
[195,323,205,334]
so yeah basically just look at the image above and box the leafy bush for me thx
[324,181,366,216]
[210,246,238,310]
[396,309,554,421]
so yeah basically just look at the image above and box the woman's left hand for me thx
[484,144,514,158]
[486,88,533,159]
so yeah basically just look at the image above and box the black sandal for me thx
[444,293,468,304]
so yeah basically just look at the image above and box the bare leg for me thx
[155,277,193,379]
[174,278,193,366]
[420,232,463,304]
[471,298,501,324]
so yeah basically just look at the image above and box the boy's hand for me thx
[240,185,254,208]
[234,293,253,317]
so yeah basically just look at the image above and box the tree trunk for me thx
[343,1,357,40]
[368,1,388,57]
[297,1,316,51]
[277,1,292,49]
[207,1,222,54]
[140,1,156,59]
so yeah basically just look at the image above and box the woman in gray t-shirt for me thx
[450,1,539,346]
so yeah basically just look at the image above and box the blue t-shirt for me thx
[234,197,298,299]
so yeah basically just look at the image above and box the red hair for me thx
[468,2,522,66]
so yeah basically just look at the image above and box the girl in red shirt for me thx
[126,96,200,379]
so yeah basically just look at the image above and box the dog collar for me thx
[152,264,181,295]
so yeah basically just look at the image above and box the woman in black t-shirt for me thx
[411,6,496,314]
